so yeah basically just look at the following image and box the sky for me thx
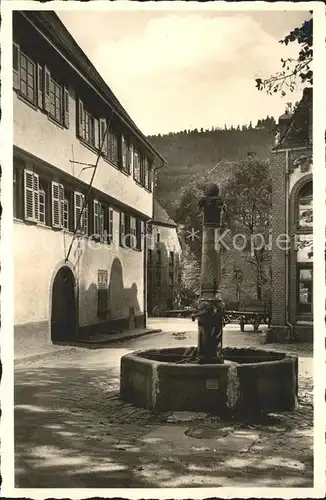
[57,9,311,136]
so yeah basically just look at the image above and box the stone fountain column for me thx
[196,183,226,364]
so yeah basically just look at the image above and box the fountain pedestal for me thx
[120,184,298,417]
[120,347,298,415]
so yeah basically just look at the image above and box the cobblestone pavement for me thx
[14,323,314,488]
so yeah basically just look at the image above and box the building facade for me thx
[147,200,182,315]
[270,88,313,342]
[13,11,164,353]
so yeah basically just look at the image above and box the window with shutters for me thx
[52,182,68,229]
[130,217,137,249]
[49,77,63,125]
[106,129,119,165]
[93,200,105,241]
[97,270,108,318]
[74,191,88,235]
[16,50,37,106]
[77,99,99,149]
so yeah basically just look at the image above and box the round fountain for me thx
[120,184,298,416]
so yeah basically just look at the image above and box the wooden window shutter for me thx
[43,66,51,112]
[78,99,84,138]
[99,118,107,155]
[59,184,65,228]
[52,182,61,228]
[37,64,43,109]
[74,191,83,232]
[13,42,20,90]
[24,169,36,221]
[94,118,100,149]
[63,86,69,128]
[33,173,40,222]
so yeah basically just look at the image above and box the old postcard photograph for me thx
[0,0,325,497]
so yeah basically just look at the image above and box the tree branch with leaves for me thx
[255,18,313,96]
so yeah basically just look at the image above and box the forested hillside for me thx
[148,116,276,219]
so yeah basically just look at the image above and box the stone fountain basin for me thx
[120,347,298,415]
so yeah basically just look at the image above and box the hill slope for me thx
[148,122,275,219]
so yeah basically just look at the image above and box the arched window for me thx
[298,181,312,228]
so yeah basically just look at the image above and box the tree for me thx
[255,17,312,95]
[178,245,201,305]
[223,157,272,300]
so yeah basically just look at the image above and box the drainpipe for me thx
[285,149,295,341]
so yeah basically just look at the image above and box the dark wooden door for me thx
[51,267,77,341]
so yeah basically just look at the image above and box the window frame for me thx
[297,181,313,230]
[18,50,37,106]
[297,263,313,315]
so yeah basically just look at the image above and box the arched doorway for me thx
[51,266,77,342]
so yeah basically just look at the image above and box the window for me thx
[156,229,161,243]
[157,250,161,265]
[107,207,114,244]
[120,212,126,247]
[128,143,133,174]
[93,200,105,240]
[49,77,62,124]
[133,148,141,183]
[108,130,119,165]
[18,50,36,105]
[78,99,99,149]
[39,185,46,225]
[144,158,151,190]
[169,251,174,267]
[63,196,69,230]
[13,45,69,128]
[74,191,88,235]
[298,181,313,228]
[98,270,108,318]
[130,217,137,248]
[121,134,129,173]
[298,265,313,314]
[156,271,161,287]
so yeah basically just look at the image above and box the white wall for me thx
[14,215,144,327]
[14,87,153,217]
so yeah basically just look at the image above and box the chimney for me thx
[276,104,293,144]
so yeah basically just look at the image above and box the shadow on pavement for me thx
[15,363,313,488]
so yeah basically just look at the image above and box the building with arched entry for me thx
[269,88,313,342]
[13,11,165,356]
